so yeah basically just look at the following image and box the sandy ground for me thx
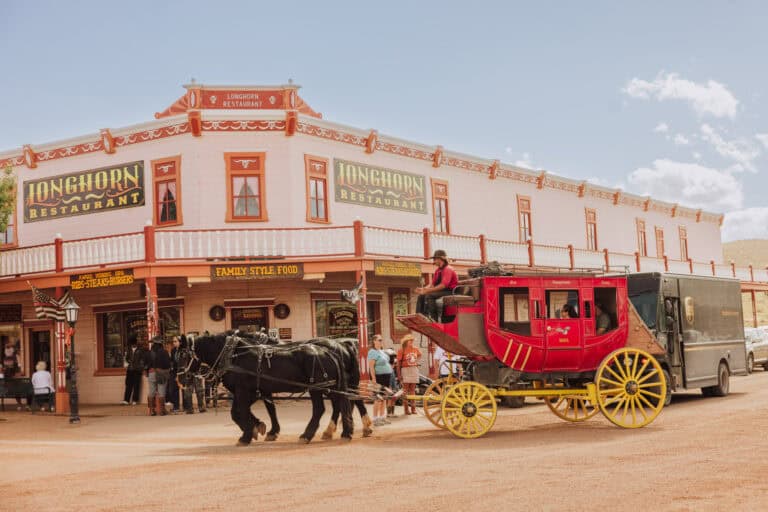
[2,370,768,512]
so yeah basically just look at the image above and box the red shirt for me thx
[397,347,422,367]
[431,264,458,291]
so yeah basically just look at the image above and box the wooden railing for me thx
[1,221,767,285]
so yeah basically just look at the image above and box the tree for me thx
[0,163,15,234]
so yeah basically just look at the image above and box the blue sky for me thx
[1,1,766,240]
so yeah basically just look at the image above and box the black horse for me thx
[190,332,356,445]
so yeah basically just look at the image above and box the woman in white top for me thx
[29,361,55,412]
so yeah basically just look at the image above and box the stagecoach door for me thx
[543,289,582,371]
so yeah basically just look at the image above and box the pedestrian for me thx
[122,338,144,405]
[179,338,206,414]
[167,336,181,413]
[396,334,422,415]
[145,337,171,416]
[415,249,458,321]
[367,334,392,426]
[29,361,55,411]
[3,341,27,410]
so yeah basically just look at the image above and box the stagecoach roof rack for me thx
[465,261,625,280]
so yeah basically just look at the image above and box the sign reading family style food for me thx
[24,161,145,222]
[374,260,423,278]
[210,263,304,280]
[334,159,427,214]
[70,269,135,290]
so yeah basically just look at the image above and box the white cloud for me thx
[654,122,669,133]
[722,208,768,242]
[673,134,690,145]
[627,159,742,212]
[700,124,759,171]
[624,72,739,119]
[692,151,702,160]
[514,152,534,169]
[756,133,768,148]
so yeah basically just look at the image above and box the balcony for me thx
[1,222,766,285]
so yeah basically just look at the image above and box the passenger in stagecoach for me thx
[595,302,613,335]
[559,303,579,319]
[415,249,458,321]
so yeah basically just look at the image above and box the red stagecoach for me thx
[398,272,667,439]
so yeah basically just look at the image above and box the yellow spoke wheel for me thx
[546,394,598,422]
[423,376,457,429]
[441,382,497,439]
[595,348,666,429]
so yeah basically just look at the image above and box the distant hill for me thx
[723,239,768,267]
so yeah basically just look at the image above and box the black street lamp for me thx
[63,296,80,424]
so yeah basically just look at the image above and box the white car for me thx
[745,327,768,373]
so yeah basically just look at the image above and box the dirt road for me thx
[3,371,768,512]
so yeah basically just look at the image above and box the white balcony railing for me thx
[714,264,733,278]
[0,244,56,277]
[62,233,144,270]
[573,249,604,270]
[533,245,570,268]
[667,259,691,274]
[363,227,422,258]
[485,239,529,266]
[156,227,355,260]
[639,257,665,273]
[735,267,752,281]
[430,233,481,262]
[608,252,635,273]
[692,262,712,276]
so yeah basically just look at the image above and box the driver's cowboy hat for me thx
[431,249,448,262]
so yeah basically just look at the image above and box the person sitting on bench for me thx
[415,249,458,321]
[29,361,55,412]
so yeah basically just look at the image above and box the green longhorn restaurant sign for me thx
[24,161,145,222]
[334,159,427,214]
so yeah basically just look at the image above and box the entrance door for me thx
[29,329,52,373]
[231,307,269,334]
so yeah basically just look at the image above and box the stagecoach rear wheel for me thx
[441,382,497,439]
[423,376,457,429]
[595,348,666,429]
[545,395,598,422]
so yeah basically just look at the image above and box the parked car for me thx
[745,327,768,373]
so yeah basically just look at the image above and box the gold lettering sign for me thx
[70,269,135,290]
[24,161,145,222]
[334,159,427,214]
[374,260,422,277]
[210,263,304,280]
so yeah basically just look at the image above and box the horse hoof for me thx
[265,433,278,442]
[236,440,250,447]
[363,428,373,438]
[298,437,311,444]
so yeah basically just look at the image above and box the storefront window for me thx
[315,300,378,338]
[99,307,181,369]
[1,324,24,377]
[231,307,269,334]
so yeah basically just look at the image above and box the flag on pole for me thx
[30,284,70,322]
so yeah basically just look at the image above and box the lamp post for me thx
[63,297,80,424]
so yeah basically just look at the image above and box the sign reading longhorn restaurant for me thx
[334,159,427,214]
[24,161,145,222]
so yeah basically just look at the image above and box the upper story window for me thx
[585,208,598,251]
[152,156,182,226]
[431,179,450,233]
[636,219,647,257]
[225,153,267,222]
[679,226,689,261]
[517,195,532,242]
[655,226,665,258]
[305,155,329,223]
[0,180,17,247]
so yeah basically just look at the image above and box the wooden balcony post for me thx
[353,220,365,257]
[144,224,156,263]
[527,238,534,267]
[479,234,487,264]
[54,234,64,273]
[422,228,431,260]
[749,264,754,282]
[688,259,693,274]
[710,260,716,276]
[730,260,736,278]
[634,252,641,272]
[751,290,758,327]
[663,255,669,272]
[568,244,575,270]
[603,248,610,272]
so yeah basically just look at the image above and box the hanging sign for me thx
[334,159,427,214]
[211,263,304,280]
[24,161,145,222]
[374,260,422,277]
[70,269,135,290]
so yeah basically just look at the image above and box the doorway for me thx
[29,329,52,373]
[230,307,269,334]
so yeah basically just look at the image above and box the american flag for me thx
[30,284,70,322]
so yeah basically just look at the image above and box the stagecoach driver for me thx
[416,249,458,321]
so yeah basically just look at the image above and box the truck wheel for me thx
[662,369,672,406]
[710,362,730,397]
[747,353,754,374]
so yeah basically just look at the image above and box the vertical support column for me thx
[353,220,364,258]
[730,260,736,278]
[145,276,159,339]
[688,259,694,274]
[603,248,610,272]
[568,245,575,270]
[54,234,64,272]
[710,260,716,276]
[634,251,641,272]
[751,290,758,328]
[663,255,669,272]
[144,224,156,263]
[356,268,369,380]
[54,287,69,414]
[422,228,431,260]
[527,239,534,267]
[749,265,754,282]
[479,234,487,264]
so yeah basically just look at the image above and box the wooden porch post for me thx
[356,268,369,380]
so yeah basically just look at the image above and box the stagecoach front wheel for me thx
[546,394,599,422]
[595,348,666,429]
[441,382,497,439]
[423,376,458,429]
